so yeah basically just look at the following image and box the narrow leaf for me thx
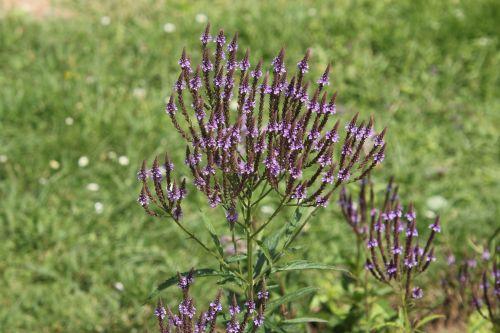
[271,260,349,274]
[282,317,328,324]
[266,286,318,313]
[415,314,445,329]
[200,211,224,257]
[147,268,223,301]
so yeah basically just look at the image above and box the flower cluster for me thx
[137,156,186,220]
[146,23,386,224]
[469,249,499,325]
[342,178,441,300]
[154,270,269,333]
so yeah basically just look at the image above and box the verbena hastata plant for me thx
[469,247,499,327]
[154,270,269,333]
[339,179,442,331]
[137,24,385,330]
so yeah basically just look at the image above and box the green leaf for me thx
[200,211,224,257]
[271,260,349,274]
[282,317,328,324]
[415,314,445,329]
[256,239,273,266]
[266,286,318,313]
[226,254,247,263]
[147,268,223,301]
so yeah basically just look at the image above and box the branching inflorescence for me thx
[154,270,269,333]
[470,247,499,325]
[340,178,441,301]
[137,23,386,225]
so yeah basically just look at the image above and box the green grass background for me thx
[0,0,498,331]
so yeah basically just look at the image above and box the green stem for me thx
[251,196,287,239]
[245,199,254,298]
[401,292,412,332]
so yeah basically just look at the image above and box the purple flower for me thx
[297,58,309,74]
[189,76,202,91]
[151,165,163,181]
[482,249,491,261]
[137,169,148,181]
[374,151,385,164]
[412,287,423,299]
[337,168,350,181]
[215,32,226,46]
[387,263,397,277]
[321,170,335,184]
[165,98,177,116]
[154,306,166,319]
[365,261,374,270]
[253,314,264,327]
[201,58,213,72]
[225,207,239,225]
[257,290,269,300]
[447,254,456,265]
[271,55,286,74]
[406,227,418,237]
[226,321,240,333]
[250,68,262,79]
[240,58,250,71]
[200,32,212,45]
[315,196,329,207]
[179,298,196,318]
[392,246,403,255]
[317,69,329,86]
[229,304,240,316]
[178,273,194,290]
[245,300,256,313]
[429,222,441,233]
[291,184,307,200]
[405,211,416,221]
[367,239,378,249]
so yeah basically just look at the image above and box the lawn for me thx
[0,0,498,331]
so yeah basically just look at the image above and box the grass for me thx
[0,0,498,331]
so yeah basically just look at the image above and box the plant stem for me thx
[245,199,254,298]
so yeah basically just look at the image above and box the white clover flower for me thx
[118,155,129,166]
[163,23,176,33]
[195,13,207,23]
[86,183,99,191]
[78,156,89,167]
[94,202,104,214]
[114,282,124,291]
[100,16,111,26]
[0,155,7,163]
[65,117,74,125]
[49,160,60,169]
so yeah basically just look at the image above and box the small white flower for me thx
[107,151,117,160]
[49,160,60,170]
[163,23,176,33]
[114,282,124,291]
[260,205,275,215]
[86,183,100,191]
[100,16,111,26]
[118,155,129,166]
[78,156,89,167]
[195,13,207,23]
[94,202,104,214]
[0,155,7,163]
[65,117,74,125]
[132,87,146,99]
[39,178,48,185]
